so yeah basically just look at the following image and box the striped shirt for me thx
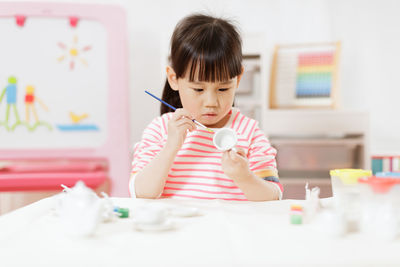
[130,108,282,201]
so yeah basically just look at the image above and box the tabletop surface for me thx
[0,196,399,267]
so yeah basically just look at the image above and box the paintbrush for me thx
[145,90,214,133]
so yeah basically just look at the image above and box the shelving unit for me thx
[236,35,370,199]
[235,35,271,131]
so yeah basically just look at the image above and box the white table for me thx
[0,196,399,266]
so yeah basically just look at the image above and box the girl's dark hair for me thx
[161,14,242,115]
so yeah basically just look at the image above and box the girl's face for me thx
[167,66,243,128]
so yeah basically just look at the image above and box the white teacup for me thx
[134,205,168,225]
[213,128,238,152]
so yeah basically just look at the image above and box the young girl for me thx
[130,14,282,201]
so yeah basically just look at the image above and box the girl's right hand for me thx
[166,108,196,151]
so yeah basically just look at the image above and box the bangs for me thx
[186,51,242,82]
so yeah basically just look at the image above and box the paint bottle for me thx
[290,204,303,225]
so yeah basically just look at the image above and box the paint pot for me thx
[329,169,372,232]
[358,176,400,240]
[213,128,237,151]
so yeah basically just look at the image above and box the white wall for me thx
[328,0,400,154]
[10,0,400,155]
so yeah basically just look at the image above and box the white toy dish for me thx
[213,128,237,152]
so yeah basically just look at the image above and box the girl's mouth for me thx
[202,113,217,118]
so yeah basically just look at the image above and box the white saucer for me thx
[169,207,200,217]
[133,219,174,232]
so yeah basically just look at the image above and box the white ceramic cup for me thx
[213,128,238,152]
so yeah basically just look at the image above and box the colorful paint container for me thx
[358,176,400,240]
[329,169,372,232]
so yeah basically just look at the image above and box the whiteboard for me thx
[0,17,108,149]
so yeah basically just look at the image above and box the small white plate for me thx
[133,219,174,232]
[169,207,200,217]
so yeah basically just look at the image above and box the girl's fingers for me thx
[177,121,196,131]
[172,109,198,131]
[235,148,246,158]
[172,108,193,121]
[229,149,246,161]
[176,117,196,128]
[222,151,230,161]
[229,150,238,161]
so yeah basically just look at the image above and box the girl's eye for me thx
[193,88,203,92]
[219,88,229,92]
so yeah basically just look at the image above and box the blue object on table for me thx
[375,172,400,178]
[371,158,383,174]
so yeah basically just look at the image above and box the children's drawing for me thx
[24,85,52,131]
[57,35,92,70]
[0,15,108,148]
[56,111,99,131]
[0,76,26,131]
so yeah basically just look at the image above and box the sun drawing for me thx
[57,35,92,70]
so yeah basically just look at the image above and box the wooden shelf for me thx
[279,177,333,199]
[280,177,331,183]
[235,99,263,107]
[270,136,364,146]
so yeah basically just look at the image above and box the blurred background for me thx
[1,0,400,212]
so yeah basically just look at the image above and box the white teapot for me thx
[57,181,103,237]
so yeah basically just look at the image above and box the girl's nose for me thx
[204,91,218,107]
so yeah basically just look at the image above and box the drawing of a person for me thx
[0,76,24,131]
[24,85,52,131]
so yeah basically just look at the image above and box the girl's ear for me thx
[236,66,245,88]
[166,66,179,91]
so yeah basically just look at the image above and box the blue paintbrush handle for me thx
[145,90,177,111]
[144,90,214,133]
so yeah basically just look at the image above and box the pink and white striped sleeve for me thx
[130,117,165,197]
[247,125,283,198]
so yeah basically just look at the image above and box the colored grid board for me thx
[295,51,335,98]
[269,42,340,108]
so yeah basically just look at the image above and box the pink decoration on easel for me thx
[15,15,26,27]
[69,16,79,27]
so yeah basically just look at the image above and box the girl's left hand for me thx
[221,148,252,182]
